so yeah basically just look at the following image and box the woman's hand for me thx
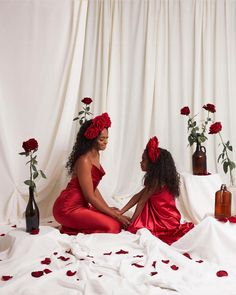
[115,213,131,229]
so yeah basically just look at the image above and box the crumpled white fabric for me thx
[1,217,236,295]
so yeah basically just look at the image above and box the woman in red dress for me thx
[120,136,194,245]
[53,113,130,235]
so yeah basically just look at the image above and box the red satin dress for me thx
[127,187,194,245]
[53,165,121,235]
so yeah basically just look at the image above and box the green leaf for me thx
[223,161,229,174]
[24,180,35,187]
[32,165,37,172]
[19,152,27,156]
[33,171,39,179]
[73,117,79,121]
[39,170,47,178]
[78,111,84,115]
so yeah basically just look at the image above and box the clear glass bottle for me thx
[214,184,231,219]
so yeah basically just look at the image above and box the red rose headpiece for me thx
[146,136,160,163]
[84,112,111,139]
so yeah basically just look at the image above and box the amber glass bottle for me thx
[214,184,231,219]
[192,142,207,175]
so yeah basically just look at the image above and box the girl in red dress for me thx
[120,136,194,245]
[53,113,130,235]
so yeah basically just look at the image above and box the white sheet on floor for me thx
[0,217,236,295]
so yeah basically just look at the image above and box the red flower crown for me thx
[146,136,160,163]
[84,112,111,139]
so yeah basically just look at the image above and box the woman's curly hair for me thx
[144,148,180,197]
[65,120,98,174]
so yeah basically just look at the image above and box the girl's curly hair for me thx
[65,120,98,174]
[144,148,180,197]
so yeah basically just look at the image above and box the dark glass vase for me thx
[215,184,231,219]
[192,142,207,175]
[25,186,40,232]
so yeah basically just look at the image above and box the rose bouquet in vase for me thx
[19,138,46,234]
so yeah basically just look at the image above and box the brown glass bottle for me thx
[25,186,40,232]
[214,184,231,219]
[192,142,207,175]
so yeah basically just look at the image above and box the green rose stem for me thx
[218,132,235,186]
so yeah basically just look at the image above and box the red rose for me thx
[81,97,93,105]
[180,106,190,116]
[93,113,111,130]
[146,137,160,163]
[101,112,111,128]
[209,122,222,134]
[203,103,216,113]
[22,138,38,153]
[84,126,100,139]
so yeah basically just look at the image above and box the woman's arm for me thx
[76,158,130,227]
[119,188,145,215]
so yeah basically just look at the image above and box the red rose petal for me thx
[47,221,53,223]
[44,269,52,274]
[41,258,51,265]
[132,263,144,268]
[58,256,70,261]
[183,252,192,259]
[216,270,228,277]
[0,234,5,236]
[66,270,76,276]
[103,251,112,255]
[1,275,13,281]
[98,275,103,277]
[30,229,40,235]
[11,225,16,228]
[152,261,157,268]
[31,271,44,278]
[217,217,228,223]
[65,249,72,254]
[86,255,94,258]
[133,255,143,258]
[150,271,158,276]
[161,259,169,264]
[228,216,236,223]
[171,265,179,270]
[53,252,58,255]
[196,260,204,263]
[115,249,129,254]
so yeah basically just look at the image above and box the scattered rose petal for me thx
[216,270,228,277]
[152,261,157,268]
[228,216,236,223]
[86,255,94,258]
[161,259,169,264]
[103,251,112,255]
[0,234,5,236]
[11,225,16,228]
[44,269,52,274]
[1,275,13,281]
[98,275,103,277]
[183,252,192,259]
[171,265,179,270]
[47,221,53,223]
[92,261,95,264]
[31,271,44,278]
[196,260,204,263]
[217,217,228,223]
[65,249,72,254]
[79,258,85,261]
[58,256,70,261]
[30,229,40,235]
[41,258,51,265]
[115,249,129,254]
[66,270,76,276]
[132,263,144,268]
[150,271,158,276]
[53,252,58,255]
[133,255,143,258]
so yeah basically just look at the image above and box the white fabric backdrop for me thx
[0,0,236,223]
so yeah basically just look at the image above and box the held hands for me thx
[110,208,131,229]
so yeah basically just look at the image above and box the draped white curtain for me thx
[0,0,235,223]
